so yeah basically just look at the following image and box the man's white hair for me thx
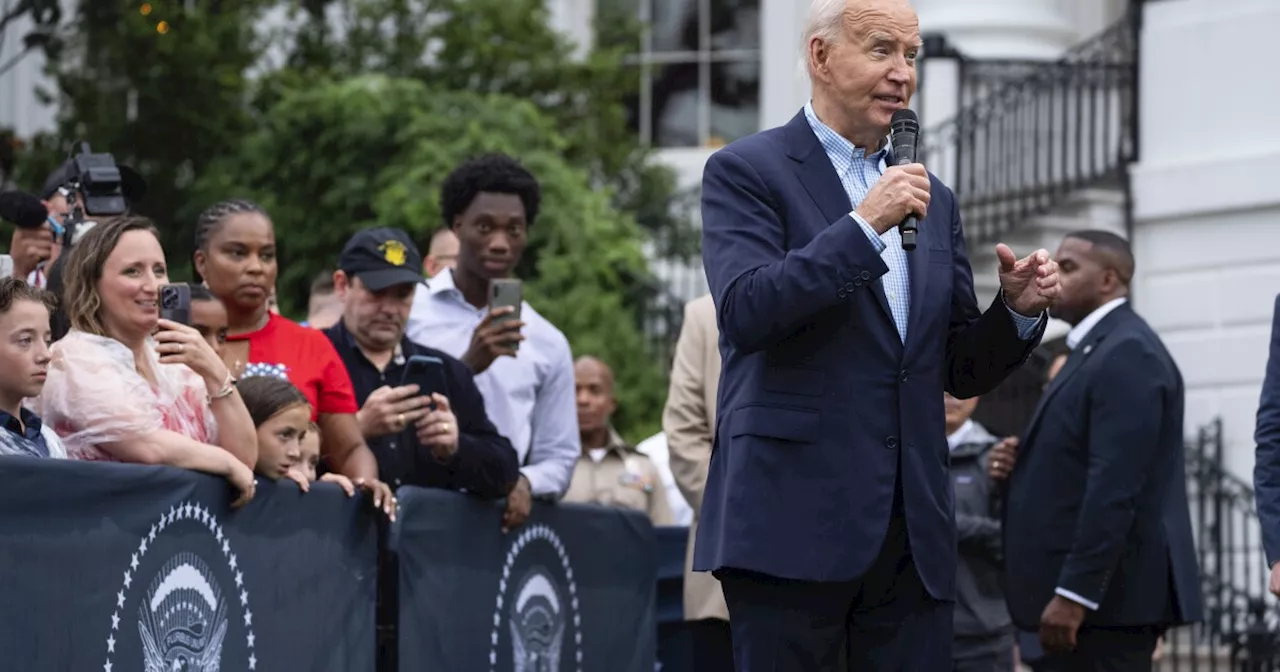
[800,0,848,79]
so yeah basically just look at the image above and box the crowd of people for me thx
[0,149,698,529]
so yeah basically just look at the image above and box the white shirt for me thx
[405,269,579,498]
[1066,298,1128,350]
[946,419,990,452]
[635,432,694,526]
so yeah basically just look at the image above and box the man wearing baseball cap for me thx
[323,226,518,495]
[323,226,519,671]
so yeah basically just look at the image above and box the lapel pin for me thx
[1083,344,1093,355]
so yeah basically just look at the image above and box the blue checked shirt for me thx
[803,102,1043,342]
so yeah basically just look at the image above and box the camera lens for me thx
[161,290,176,309]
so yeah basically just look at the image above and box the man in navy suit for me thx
[1004,231,1203,671]
[1254,293,1280,596]
[695,0,1059,668]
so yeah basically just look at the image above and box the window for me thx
[602,0,761,149]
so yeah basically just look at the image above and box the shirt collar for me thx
[586,425,630,457]
[330,318,406,367]
[0,407,43,440]
[803,100,893,166]
[425,267,461,297]
[1066,297,1128,350]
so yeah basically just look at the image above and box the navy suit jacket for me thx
[693,110,1044,599]
[1004,304,1204,629]
[1255,294,1280,564]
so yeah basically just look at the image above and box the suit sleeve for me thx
[700,148,891,354]
[439,358,521,499]
[1255,294,1280,565]
[1056,338,1168,606]
[940,184,1044,398]
[664,301,713,514]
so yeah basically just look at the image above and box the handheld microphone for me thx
[0,191,50,229]
[889,109,921,251]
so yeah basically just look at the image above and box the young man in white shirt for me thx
[406,153,579,532]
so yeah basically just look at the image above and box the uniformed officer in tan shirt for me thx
[563,356,673,525]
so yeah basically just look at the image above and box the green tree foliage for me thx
[14,0,267,257]
[191,76,668,439]
[277,0,699,259]
[7,0,684,439]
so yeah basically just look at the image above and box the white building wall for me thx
[1130,0,1280,479]
[0,2,64,138]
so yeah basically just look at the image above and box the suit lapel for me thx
[783,111,894,325]
[903,227,931,354]
[1022,346,1088,445]
[1021,305,1134,449]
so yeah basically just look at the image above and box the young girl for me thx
[236,376,354,495]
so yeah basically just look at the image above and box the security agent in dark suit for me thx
[1254,293,1280,596]
[1003,230,1203,671]
[694,0,1061,668]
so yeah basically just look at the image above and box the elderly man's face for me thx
[814,0,920,135]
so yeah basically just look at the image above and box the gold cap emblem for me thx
[379,240,408,266]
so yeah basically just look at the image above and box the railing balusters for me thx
[918,12,1139,245]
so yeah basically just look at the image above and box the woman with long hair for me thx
[34,216,257,505]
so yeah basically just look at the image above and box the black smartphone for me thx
[159,283,192,325]
[489,278,523,351]
[401,355,447,398]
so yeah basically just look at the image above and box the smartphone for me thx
[0,255,13,280]
[159,283,192,325]
[489,278,523,351]
[401,355,447,398]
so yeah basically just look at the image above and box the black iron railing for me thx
[918,5,1140,245]
[627,269,689,374]
[1159,419,1280,670]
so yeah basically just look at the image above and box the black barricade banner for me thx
[392,487,658,672]
[0,457,377,671]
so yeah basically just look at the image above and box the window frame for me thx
[621,0,762,148]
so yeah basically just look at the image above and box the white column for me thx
[0,9,58,138]
[546,0,595,58]
[913,0,1078,60]
[758,0,811,130]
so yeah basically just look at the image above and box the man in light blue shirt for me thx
[406,153,579,532]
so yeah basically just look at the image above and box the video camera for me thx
[54,142,131,248]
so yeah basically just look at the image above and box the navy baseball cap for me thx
[338,227,424,291]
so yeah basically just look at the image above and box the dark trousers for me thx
[689,618,734,672]
[1029,626,1159,672]
[954,633,1015,672]
[716,477,952,671]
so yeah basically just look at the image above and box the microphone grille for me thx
[890,109,919,165]
[890,109,919,134]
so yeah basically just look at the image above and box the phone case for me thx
[159,284,192,326]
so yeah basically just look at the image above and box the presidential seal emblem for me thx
[489,523,582,672]
[104,501,257,671]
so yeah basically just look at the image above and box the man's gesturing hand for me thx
[997,244,1060,317]
[854,163,931,235]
